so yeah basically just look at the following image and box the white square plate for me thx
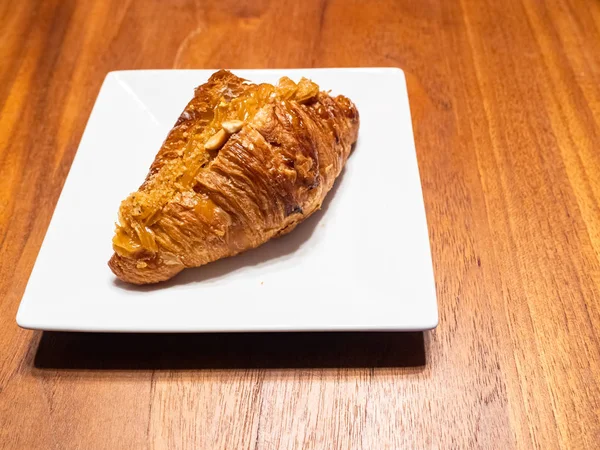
[16,68,438,332]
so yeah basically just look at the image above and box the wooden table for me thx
[1,0,599,448]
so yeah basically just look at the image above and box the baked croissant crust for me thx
[109,70,359,284]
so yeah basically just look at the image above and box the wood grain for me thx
[1,0,600,448]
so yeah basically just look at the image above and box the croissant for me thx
[109,70,359,284]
